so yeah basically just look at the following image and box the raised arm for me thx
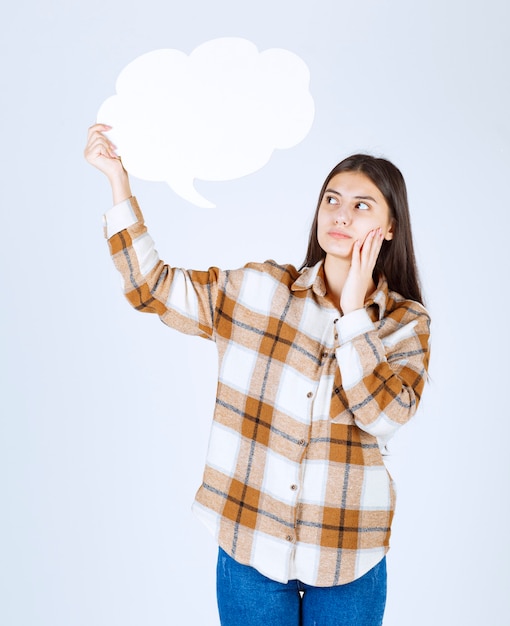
[84,123,220,340]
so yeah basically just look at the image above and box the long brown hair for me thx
[300,154,424,305]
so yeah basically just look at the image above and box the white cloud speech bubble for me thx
[97,38,315,208]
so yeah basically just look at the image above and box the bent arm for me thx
[334,304,431,444]
[85,124,220,339]
[105,197,220,339]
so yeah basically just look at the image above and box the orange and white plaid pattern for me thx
[105,197,431,586]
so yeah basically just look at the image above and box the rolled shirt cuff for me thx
[103,197,139,239]
[334,308,375,344]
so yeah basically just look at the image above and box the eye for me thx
[356,202,369,211]
[325,195,339,205]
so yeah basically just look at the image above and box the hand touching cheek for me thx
[340,228,385,314]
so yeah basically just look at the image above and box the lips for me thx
[328,229,351,239]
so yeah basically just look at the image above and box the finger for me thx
[86,128,117,149]
[84,140,109,161]
[85,134,118,159]
[350,239,362,270]
[93,135,118,157]
[368,229,384,266]
[359,228,375,248]
[363,229,382,262]
[86,126,117,156]
[84,142,116,164]
[358,229,376,257]
[87,123,112,139]
[360,228,383,269]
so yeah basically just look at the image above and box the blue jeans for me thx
[216,548,387,626]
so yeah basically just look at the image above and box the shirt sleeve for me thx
[104,196,220,340]
[334,304,431,444]
[103,198,139,239]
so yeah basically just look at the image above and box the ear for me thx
[384,219,395,241]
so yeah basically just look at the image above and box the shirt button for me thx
[334,333,338,340]
[286,535,294,542]
[298,439,306,446]
[307,391,313,398]
[290,484,298,491]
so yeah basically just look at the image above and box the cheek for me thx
[369,216,392,236]
[316,212,329,239]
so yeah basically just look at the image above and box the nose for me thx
[334,203,351,225]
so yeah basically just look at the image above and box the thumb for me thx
[350,239,361,269]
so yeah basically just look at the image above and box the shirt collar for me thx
[291,260,389,320]
[291,260,328,296]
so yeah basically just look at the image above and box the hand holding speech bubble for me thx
[97,38,315,208]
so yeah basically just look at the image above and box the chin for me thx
[325,250,352,264]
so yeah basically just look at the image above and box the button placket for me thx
[333,318,339,343]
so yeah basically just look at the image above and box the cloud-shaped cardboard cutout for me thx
[97,38,315,208]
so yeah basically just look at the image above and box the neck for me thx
[323,255,350,305]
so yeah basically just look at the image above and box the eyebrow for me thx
[324,189,378,203]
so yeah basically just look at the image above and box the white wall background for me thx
[1,1,509,624]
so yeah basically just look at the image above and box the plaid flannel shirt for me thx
[104,197,431,586]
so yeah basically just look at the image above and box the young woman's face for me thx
[317,171,394,262]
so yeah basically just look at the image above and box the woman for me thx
[85,124,431,625]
